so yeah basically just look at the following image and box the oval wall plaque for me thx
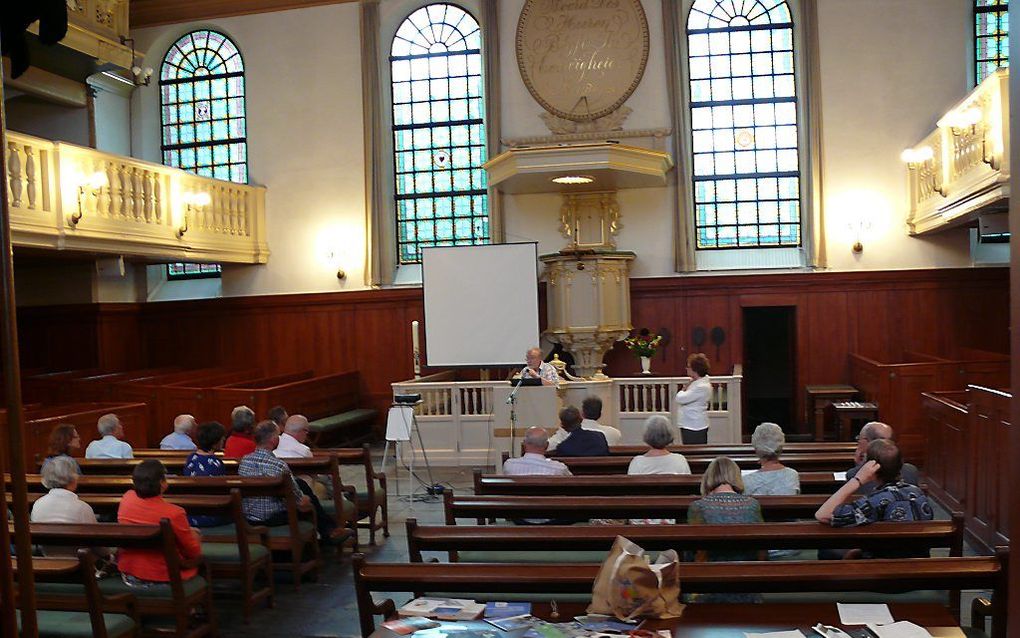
[516,0,650,122]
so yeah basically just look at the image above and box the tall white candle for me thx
[411,320,421,378]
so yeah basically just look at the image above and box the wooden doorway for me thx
[742,306,797,436]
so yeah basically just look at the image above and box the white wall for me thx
[124,0,984,301]
[91,82,132,156]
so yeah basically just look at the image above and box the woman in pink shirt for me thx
[117,460,202,585]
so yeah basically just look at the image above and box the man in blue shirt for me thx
[84,413,133,459]
[553,406,609,457]
[159,414,198,450]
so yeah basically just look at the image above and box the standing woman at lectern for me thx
[676,353,713,444]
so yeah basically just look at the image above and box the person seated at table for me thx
[553,406,609,457]
[224,405,257,459]
[846,421,919,490]
[627,415,691,475]
[815,439,934,558]
[159,414,198,451]
[268,405,288,432]
[117,460,202,589]
[743,422,800,496]
[41,424,82,474]
[503,427,571,476]
[548,396,621,451]
[84,413,133,459]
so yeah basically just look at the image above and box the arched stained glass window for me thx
[390,4,488,265]
[975,1,1009,85]
[160,30,247,183]
[687,0,801,250]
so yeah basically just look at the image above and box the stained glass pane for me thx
[390,4,489,264]
[975,1,1009,84]
[687,0,801,249]
[160,29,247,279]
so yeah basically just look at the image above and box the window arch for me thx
[686,0,801,250]
[975,1,1008,85]
[390,4,488,265]
[160,30,248,183]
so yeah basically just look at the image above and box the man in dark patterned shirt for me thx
[239,421,311,525]
[815,439,934,558]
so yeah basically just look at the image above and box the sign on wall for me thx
[516,0,650,122]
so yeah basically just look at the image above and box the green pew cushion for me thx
[321,497,357,520]
[200,542,270,563]
[457,550,611,564]
[39,576,208,600]
[762,590,948,605]
[356,488,385,507]
[267,520,315,537]
[19,610,136,638]
[308,409,377,433]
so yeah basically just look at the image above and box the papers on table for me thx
[745,631,806,638]
[833,471,848,482]
[867,622,932,638]
[837,603,895,625]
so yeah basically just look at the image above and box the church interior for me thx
[0,0,1019,636]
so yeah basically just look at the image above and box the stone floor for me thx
[210,457,990,638]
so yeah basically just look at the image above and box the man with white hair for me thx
[520,347,559,386]
[274,415,313,459]
[85,414,133,459]
[846,421,919,488]
[160,414,198,451]
[503,427,571,476]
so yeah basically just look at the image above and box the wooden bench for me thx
[20,402,150,468]
[352,553,1007,637]
[28,520,216,638]
[443,490,835,524]
[536,453,854,474]
[14,551,139,638]
[406,516,965,563]
[474,470,848,495]
[332,445,389,545]
[208,371,377,447]
[19,473,322,589]
[585,442,858,456]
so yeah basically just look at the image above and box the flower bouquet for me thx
[624,329,662,374]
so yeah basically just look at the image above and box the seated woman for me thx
[743,422,801,496]
[183,421,229,527]
[31,455,110,559]
[117,460,202,588]
[628,415,692,475]
[626,416,691,525]
[223,406,256,459]
[687,456,763,602]
[40,424,82,474]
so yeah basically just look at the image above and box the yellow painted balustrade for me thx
[4,131,268,264]
[904,69,1010,235]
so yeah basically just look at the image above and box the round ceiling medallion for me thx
[516,0,650,122]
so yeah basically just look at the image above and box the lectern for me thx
[492,384,559,458]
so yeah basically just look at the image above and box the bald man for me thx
[274,415,313,459]
[160,414,198,451]
[846,421,919,489]
[503,427,571,476]
[521,347,559,386]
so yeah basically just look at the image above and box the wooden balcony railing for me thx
[5,131,268,264]
[903,69,1010,234]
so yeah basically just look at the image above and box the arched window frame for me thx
[974,0,1009,85]
[159,29,249,280]
[674,0,818,271]
[387,3,490,267]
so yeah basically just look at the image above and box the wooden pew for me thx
[406,516,965,562]
[14,551,140,638]
[23,402,150,467]
[28,520,216,638]
[352,553,1008,638]
[598,442,857,456]
[17,473,321,589]
[544,453,854,474]
[332,445,389,545]
[474,470,847,496]
[72,458,241,475]
[443,490,833,525]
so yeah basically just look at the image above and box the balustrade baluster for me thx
[142,172,153,222]
[24,147,37,210]
[96,161,110,217]
[239,192,249,236]
[8,143,22,207]
[120,166,132,219]
[111,165,124,218]
[153,176,162,223]
[132,169,143,220]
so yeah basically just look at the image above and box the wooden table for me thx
[805,385,859,441]
[370,605,961,638]
[829,401,880,441]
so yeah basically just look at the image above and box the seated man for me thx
[846,421,919,489]
[159,414,197,451]
[503,427,571,476]
[274,415,313,459]
[84,413,133,459]
[238,421,312,526]
[553,406,609,457]
[815,439,934,558]
[117,460,202,587]
[548,396,620,451]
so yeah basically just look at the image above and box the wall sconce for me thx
[70,171,108,225]
[179,191,210,237]
[325,247,346,280]
[900,145,948,197]
[119,36,153,86]
[848,215,872,254]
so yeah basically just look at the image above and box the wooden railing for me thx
[904,69,1010,234]
[5,131,268,264]
[391,374,743,466]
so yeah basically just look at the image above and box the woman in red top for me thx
[117,460,202,584]
[223,405,257,459]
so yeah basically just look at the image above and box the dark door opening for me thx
[742,306,797,436]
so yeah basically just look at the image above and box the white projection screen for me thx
[422,243,540,367]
